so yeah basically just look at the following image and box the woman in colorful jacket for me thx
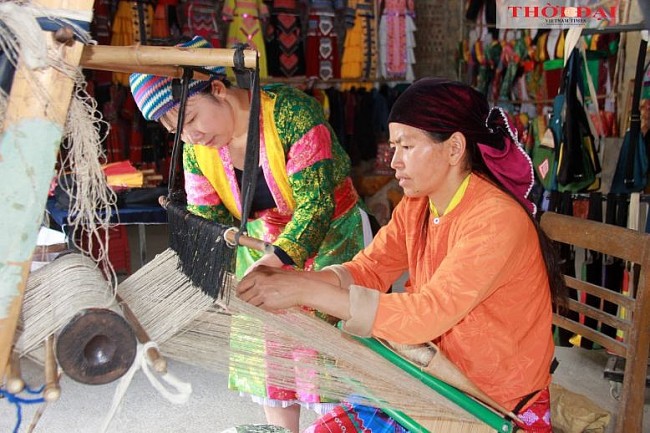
[238,78,567,433]
[129,37,371,433]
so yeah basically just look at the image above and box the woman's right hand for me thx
[237,266,308,311]
[237,266,352,320]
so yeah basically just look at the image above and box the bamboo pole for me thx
[0,0,93,381]
[352,335,514,433]
[337,322,518,433]
[83,63,212,80]
[80,45,258,74]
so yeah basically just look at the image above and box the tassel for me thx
[166,201,235,300]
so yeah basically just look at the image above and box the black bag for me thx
[556,48,601,192]
[120,187,168,207]
[610,36,648,193]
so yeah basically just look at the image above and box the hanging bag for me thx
[610,31,649,194]
[556,47,601,192]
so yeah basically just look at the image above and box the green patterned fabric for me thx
[181,84,367,403]
[182,84,365,277]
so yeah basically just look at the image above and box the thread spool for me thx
[17,253,138,386]
[55,308,137,385]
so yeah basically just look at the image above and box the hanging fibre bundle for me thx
[165,201,236,301]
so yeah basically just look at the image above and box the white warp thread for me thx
[140,341,193,405]
[0,2,47,69]
[99,342,192,433]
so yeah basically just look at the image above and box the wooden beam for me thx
[80,45,258,73]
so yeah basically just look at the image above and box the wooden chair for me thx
[540,211,650,433]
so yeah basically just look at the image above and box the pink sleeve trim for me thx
[185,172,221,206]
[286,124,333,175]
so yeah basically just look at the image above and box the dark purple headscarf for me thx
[387,78,536,215]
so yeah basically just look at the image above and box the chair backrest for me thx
[540,211,650,433]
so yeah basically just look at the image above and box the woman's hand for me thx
[237,266,307,311]
[237,266,353,320]
[243,252,284,277]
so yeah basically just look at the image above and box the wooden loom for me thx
[0,21,515,431]
[0,0,95,389]
[0,0,256,402]
[118,250,516,433]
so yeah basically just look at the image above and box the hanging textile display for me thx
[305,0,343,81]
[152,0,182,40]
[611,33,649,194]
[265,0,305,77]
[222,0,269,77]
[591,193,627,342]
[340,0,377,89]
[110,0,155,86]
[90,0,114,86]
[378,0,416,81]
[181,0,224,48]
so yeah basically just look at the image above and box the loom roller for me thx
[54,294,168,385]
[13,213,268,390]
[12,253,167,392]
[55,300,167,385]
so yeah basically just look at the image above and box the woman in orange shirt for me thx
[237,78,566,433]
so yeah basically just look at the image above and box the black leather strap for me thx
[167,67,193,202]
[237,49,260,235]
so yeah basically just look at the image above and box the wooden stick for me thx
[26,404,48,433]
[43,335,61,402]
[117,295,167,374]
[6,347,25,394]
[0,262,29,382]
[81,45,258,72]
[223,227,274,254]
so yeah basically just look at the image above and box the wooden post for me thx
[43,335,61,402]
[0,0,94,381]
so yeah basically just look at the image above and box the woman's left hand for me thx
[243,252,284,277]
[237,266,307,311]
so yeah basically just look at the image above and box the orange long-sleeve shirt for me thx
[342,175,554,410]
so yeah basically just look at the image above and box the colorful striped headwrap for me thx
[129,36,225,121]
